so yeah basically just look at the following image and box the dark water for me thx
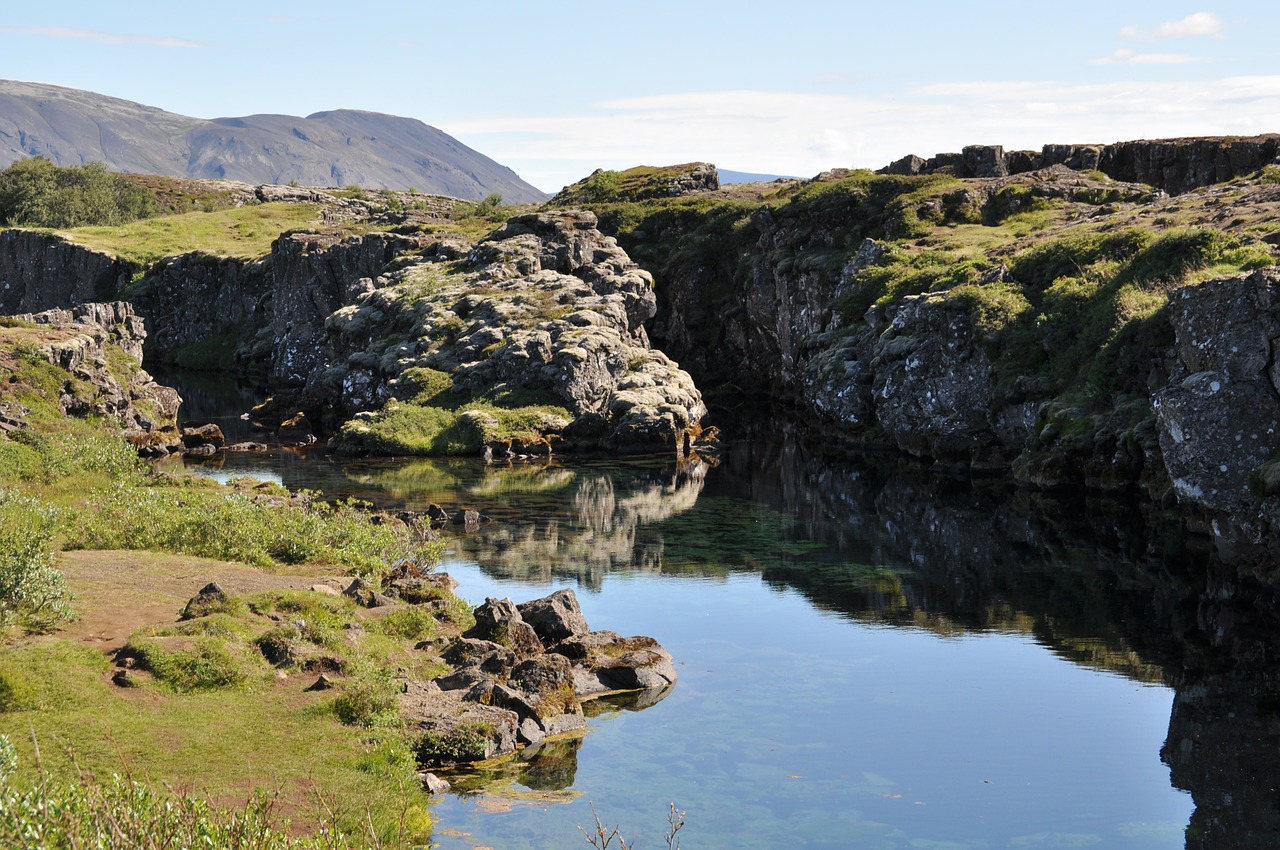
[165,371,1280,850]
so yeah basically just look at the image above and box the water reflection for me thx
[167,369,1280,848]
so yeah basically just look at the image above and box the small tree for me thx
[0,491,73,632]
[0,157,157,228]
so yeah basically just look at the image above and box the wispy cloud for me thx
[0,26,207,48]
[445,76,1280,192]
[1120,12,1224,41]
[1093,48,1204,65]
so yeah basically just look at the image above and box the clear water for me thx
[165,372,1211,848]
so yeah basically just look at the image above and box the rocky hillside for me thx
[0,80,547,202]
[559,149,1280,556]
[881,135,1280,195]
[0,301,180,447]
[0,199,707,457]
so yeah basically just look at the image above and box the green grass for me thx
[0,768,379,850]
[61,484,440,575]
[0,639,432,843]
[57,203,323,264]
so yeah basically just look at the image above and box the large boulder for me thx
[517,588,590,646]
[1153,270,1280,514]
[871,293,997,461]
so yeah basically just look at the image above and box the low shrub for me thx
[0,490,73,632]
[371,607,436,641]
[332,667,401,728]
[63,485,441,575]
[0,753,367,850]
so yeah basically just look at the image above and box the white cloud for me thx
[1120,12,1224,41]
[1093,48,1203,65]
[0,26,206,48]
[444,77,1280,193]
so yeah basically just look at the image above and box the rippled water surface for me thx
[167,371,1257,849]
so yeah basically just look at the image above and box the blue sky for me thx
[3,1,1279,192]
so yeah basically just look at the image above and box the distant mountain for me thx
[718,169,795,184]
[0,80,547,202]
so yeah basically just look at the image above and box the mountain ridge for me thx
[0,80,547,202]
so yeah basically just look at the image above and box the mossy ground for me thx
[0,542,469,843]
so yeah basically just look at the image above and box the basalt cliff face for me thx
[0,301,180,445]
[882,134,1280,196]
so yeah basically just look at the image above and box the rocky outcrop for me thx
[0,229,133,314]
[315,211,706,453]
[1152,270,1280,531]
[870,293,998,463]
[880,136,1280,195]
[8,301,181,445]
[406,588,675,764]
[269,230,428,382]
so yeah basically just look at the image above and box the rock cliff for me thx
[1,301,180,446]
[577,154,1280,549]
[0,229,133,314]
[314,211,706,454]
[881,135,1280,195]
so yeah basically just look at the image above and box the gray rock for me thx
[420,772,451,795]
[465,597,543,657]
[180,582,228,620]
[342,577,396,608]
[871,294,996,461]
[517,588,590,646]
[1152,271,1280,514]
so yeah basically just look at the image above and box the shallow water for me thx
[166,371,1280,849]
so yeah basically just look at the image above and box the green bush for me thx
[124,635,263,692]
[0,490,73,632]
[63,485,441,575]
[332,667,401,728]
[0,157,157,228]
[0,761,367,850]
[372,607,436,641]
[415,722,492,763]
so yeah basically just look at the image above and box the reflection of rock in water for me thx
[726,424,1280,847]
[1164,672,1280,850]
[582,685,674,717]
[517,737,582,791]
[464,460,709,588]
[1157,572,1280,850]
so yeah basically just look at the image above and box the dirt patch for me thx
[56,549,349,651]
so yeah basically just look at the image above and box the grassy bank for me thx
[0,325,462,847]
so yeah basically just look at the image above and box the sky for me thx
[2,1,1279,193]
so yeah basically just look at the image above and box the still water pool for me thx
[167,368,1213,848]
[178,435,1203,849]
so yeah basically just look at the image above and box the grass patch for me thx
[57,203,322,265]
[0,767,382,850]
[123,634,267,692]
[62,484,440,575]
[0,654,433,843]
[334,396,572,456]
